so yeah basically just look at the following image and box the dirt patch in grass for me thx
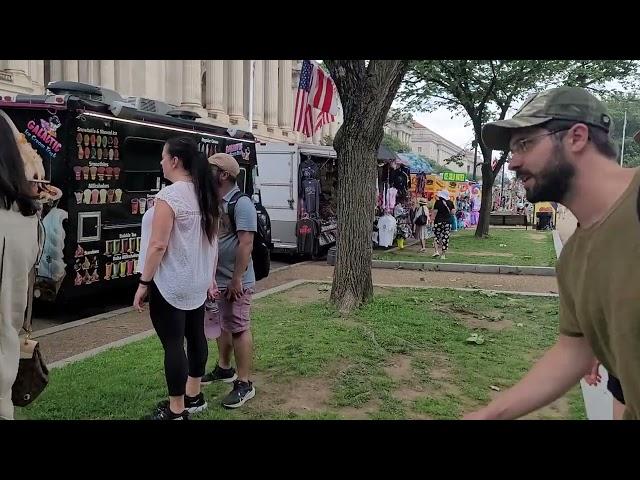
[383,354,413,381]
[433,305,513,332]
[284,283,331,305]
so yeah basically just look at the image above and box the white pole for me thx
[248,60,255,132]
[620,110,627,167]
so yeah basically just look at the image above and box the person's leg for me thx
[217,318,234,369]
[202,294,238,384]
[441,224,451,257]
[432,223,442,256]
[220,289,255,408]
[607,374,626,420]
[149,283,187,415]
[184,303,207,397]
[613,398,625,420]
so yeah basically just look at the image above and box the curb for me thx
[371,260,556,276]
[33,306,135,339]
[303,279,558,298]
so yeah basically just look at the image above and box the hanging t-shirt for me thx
[386,187,398,211]
[302,178,321,216]
[296,218,318,254]
[377,214,397,247]
[299,158,320,195]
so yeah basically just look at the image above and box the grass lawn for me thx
[374,228,557,267]
[19,283,584,420]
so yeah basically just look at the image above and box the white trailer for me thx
[256,142,337,255]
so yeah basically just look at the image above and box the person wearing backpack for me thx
[202,153,257,408]
[412,198,431,252]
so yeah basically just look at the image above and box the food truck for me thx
[0,81,268,303]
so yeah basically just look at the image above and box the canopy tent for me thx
[396,153,434,174]
[377,144,399,163]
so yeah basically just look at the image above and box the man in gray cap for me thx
[464,86,640,420]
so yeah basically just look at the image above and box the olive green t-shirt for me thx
[557,167,640,420]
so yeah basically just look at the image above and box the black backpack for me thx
[415,206,428,226]
[228,191,273,281]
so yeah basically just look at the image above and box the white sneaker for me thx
[431,253,440,258]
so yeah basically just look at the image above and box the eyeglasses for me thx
[509,128,570,155]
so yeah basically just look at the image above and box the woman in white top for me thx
[413,198,431,252]
[134,136,219,420]
[0,115,41,420]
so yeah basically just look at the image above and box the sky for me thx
[410,79,628,152]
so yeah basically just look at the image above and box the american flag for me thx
[293,60,315,138]
[315,110,335,133]
[309,65,338,116]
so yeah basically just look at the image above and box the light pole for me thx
[472,139,478,181]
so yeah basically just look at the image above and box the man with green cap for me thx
[464,86,640,420]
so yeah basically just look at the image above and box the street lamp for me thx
[471,139,478,181]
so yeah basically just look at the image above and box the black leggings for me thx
[149,282,208,397]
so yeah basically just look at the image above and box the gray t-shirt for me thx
[216,186,257,288]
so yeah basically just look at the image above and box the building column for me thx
[278,60,292,135]
[205,60,228,123]
[63,60,78,82]
[252,60,264,130]
[100,60,116,90]
[180,60,206,117]
[115,60,132,96]
[145,60,165,100]
[227,60,244,125]
[78,60,90,83]
[49,60,63,82]
[29,60,44,93]
[264,60,279,133]
[4,60,34,94]
[165,60,182,106]
[6,60,28,75]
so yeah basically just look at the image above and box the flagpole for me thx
[620,109,627,167]
[248,60,255,132]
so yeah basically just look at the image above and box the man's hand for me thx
[583,359,602,386]
[226,277,244,302]
[208,283,220,301]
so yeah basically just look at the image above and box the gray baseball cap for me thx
[482,86,613,151]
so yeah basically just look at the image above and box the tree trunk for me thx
[326,60,409,312]
[475,163,494,237]
[330,135,377,312]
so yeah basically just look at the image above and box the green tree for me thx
[382,132,411,153]
[602,93,640,168]
[399,60,639,238]
[325,60,409,312]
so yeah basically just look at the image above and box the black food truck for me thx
[0,81,269,304]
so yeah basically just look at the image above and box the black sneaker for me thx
[155,393,207,415]
[221,380,255,409]
[143,404,189,420]
[201,365,238,385]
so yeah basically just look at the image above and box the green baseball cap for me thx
[482,86,613,151]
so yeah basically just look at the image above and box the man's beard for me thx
[519,144,575,204]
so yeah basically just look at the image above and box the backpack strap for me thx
[227,190,248,235]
